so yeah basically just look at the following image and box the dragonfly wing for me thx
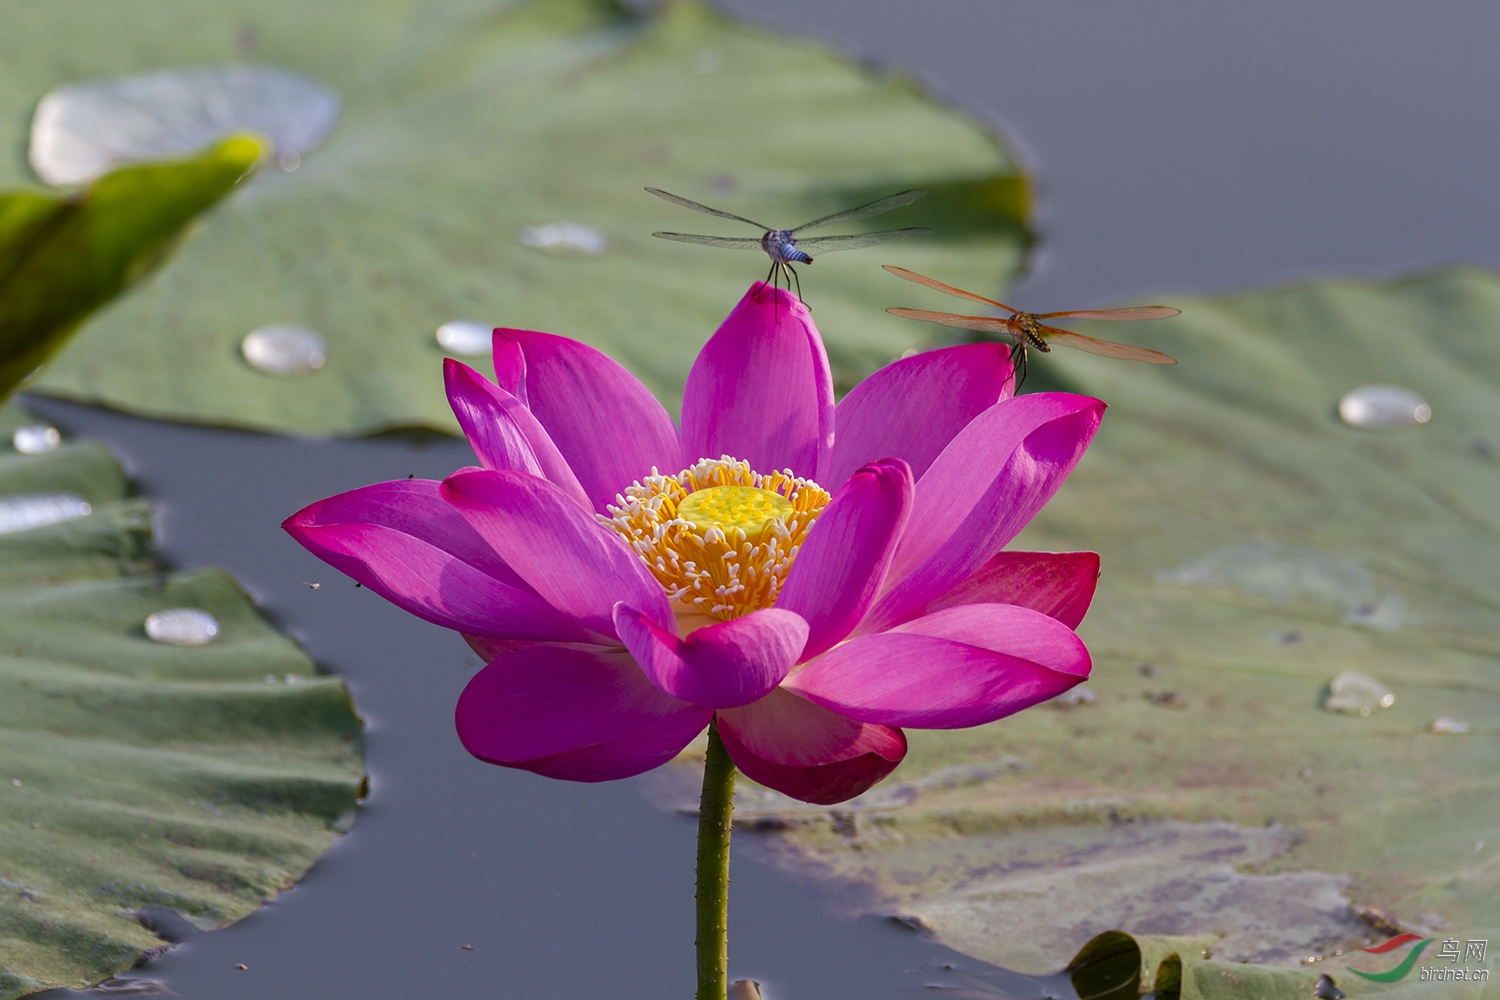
[652,232,765,250]
[1041,328,1177,364]
[644,188,769,230]
[882,265,1015,311]
[1036,306,1182,321]
[792,188,927,232]
[886,307,1019,337]
[795,228,931,253]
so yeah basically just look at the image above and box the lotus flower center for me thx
[676,485,794,535]
[602,457,830,621]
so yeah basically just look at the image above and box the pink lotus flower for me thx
[285,283,1104,805]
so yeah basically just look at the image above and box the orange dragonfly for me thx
[883,265,1180,386]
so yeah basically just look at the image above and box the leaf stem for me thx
[696,719,736,1000]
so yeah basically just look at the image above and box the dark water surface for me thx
[26,2,1500,997]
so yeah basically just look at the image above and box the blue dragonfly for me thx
[647,186,929,302]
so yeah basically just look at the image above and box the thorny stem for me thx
[696,719,736,1000]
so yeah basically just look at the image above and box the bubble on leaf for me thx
[242,325,326,376]
[144,608,220,647]
[30,64,339,186]
[1338,385,1432,429]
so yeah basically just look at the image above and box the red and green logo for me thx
[1348,934,1433,983]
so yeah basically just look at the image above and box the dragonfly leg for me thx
[1009,341,1030,392]
[789,264,805,307]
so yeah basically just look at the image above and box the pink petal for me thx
[495,328,681,513]
[614,605,808,708]
[491,332,528,406]
[776,459,912,659]
[441,468,672,638]
[283,480,591,643]
[822,343,1014,488]
[922,550,1100,629]
[681,283,835,479]
[716,689,906,805]
[444,359,591,508]
[783,603,1091,729]
[864,394,1104,633]
[456,645,710,779]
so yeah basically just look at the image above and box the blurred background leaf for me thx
[0,137,262,403]
[0,0,1028,436]
[0,402,364,997]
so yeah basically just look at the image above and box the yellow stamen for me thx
[602,457,830,621]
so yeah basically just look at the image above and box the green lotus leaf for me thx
[0,0,1028,436]
[712,269,1500,987]
[0,403,364,998]
[0,137,262,401]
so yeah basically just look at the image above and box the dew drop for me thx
[12,425,61,455]
[284,673,306,685]
[0,493,91,534]
[1323,671,1395,716]
[519,222,607,256]
[435,320,493,356]
[1338,385,1432,429]
[242,324,326,376]
[1429,717,1469,734]
[264,674,280,685]
[29,65,340,186]
[144,608,220,647]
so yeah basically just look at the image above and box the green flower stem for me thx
[695,719,737,1000]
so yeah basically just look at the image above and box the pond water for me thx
[29,2,1500,997]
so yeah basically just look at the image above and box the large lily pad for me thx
[0,0,1028,436]
[0,403,365,998]
[702,269,1500,985]
[0,137,261,400]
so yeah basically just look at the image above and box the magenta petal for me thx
[865,394,1104,633]
[614,605,808,708]
[776,459,912,659]
[784,603,1091,729]
[491,332,528,406]
[495,329,680,513]
[681,283,835,479]
[444,359,592,508]
[822,343,1014,488]
[518,713,712,782]
[441,468,673,638]
[456,645,711,778]
[923,550,1100,629]
[283,479,591,643]
[717,689,906,804]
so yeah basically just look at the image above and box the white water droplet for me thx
[1323,671,1395,716]
[12,425,61,455]
[144,608,220,647]
[0,493,92,534]
[1338,385,1432,429]
[264,674,280,685]
[1429,717,1469,734]
[29,65,340,186]
[519,223,607,256]
[284,673,306,685]
[435,321,493,356]
[242,325,325,376]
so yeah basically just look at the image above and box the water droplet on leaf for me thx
[242,324,326,376]
[1323,671,1395,715]
[144,608,220,647]
[1429,717,1469,734]
[29,65,340,186]
[12,425,61,454]
[435,320,493,356]
[519,222,607,256]
[1338,385,1432,428]
[0,493,91,534]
